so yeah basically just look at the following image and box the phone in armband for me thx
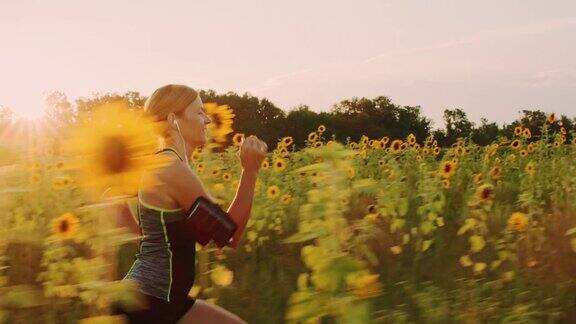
[183,196,238,247]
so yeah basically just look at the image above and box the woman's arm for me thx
[226,169,258,248]
[116,200,141,235]
[165,163,254,249]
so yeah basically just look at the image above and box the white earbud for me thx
[170,116,188,163]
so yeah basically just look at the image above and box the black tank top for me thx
[123,147,197,302]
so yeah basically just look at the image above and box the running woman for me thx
[113,84,267,324]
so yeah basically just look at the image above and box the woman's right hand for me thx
[239,135,268,174]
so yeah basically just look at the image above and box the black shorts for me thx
[112,293,196,324]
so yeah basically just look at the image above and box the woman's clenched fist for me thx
[239,135,268,173]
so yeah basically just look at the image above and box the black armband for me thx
[183,196,237,247]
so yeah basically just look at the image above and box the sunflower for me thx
[314,141,322,148]
[547,112,556,124]
[211,169,221,178]
[522,128,531,139]
[519,150,528,157]
[507,212,528,232]
[366,205,377,214]
[527,142,535,152]
[381,137,390,145]
[390,246,402,255]
[475,184,495,203]
[196,163,205,174]
[422,148,430,155]
[52,176,73,190]
[361,136,369,146]
[204,103,235,144]
[389,140,402,153]
[347,167,355,179]
[377,141,385,149]
[441,179,450,189]
[560,127,567,135]
[490,166,502,180]
[232,133,245,146]
[317,125,326,133]
[64,101,169,197]
[433,147,441,156]
[308,132,318,143]
[514,126,522,136]
[510,140,520,149]
[210,265,234,287]
[525,161,536,175]
[378,160,385,167]
[572,138,576,145]
[282,136,294,147]
[400,143,407,150]
[439,161,457,178]
[191,150,201,161]
[277,147,289,156]
[407,134,416,145]
[267,185,280,199]
[51,212,79,240]
[345,271,382,299]
[273,158,286,171]
[281,194,292,205]
[460,255,473,267]
[222,173,231,181]
[29,173,41,185]
[261,160,270,169]
[472,173,483,184]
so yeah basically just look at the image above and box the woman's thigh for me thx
[177,299,246,324]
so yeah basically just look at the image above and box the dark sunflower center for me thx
[444,164,452,173]
[59,220,69,233]
[482,188,493,200]
[212,114,223,128]
[101,135,130,174]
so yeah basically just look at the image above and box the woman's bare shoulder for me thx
[139,157,188,208]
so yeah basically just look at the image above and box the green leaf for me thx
[282,230,323,244]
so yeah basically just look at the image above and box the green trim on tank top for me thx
[160,211,174,302]
[137,194,183,213]
[157,146,184,162]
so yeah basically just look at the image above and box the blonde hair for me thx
[144,84,199,121]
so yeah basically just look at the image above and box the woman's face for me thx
[174,97,211,147]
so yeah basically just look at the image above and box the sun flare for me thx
[14,107,46,121]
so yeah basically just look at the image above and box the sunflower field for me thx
[0,102,575,324]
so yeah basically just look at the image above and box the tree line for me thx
[1,90,574,150]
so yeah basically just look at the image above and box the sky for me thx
[0,0,575,128]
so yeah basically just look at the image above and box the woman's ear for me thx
[167,113,178,129]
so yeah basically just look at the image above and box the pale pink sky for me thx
[1,0,575,127]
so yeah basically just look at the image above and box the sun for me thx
[14,106,46,121]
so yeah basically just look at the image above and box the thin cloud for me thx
[256,17,576,92]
